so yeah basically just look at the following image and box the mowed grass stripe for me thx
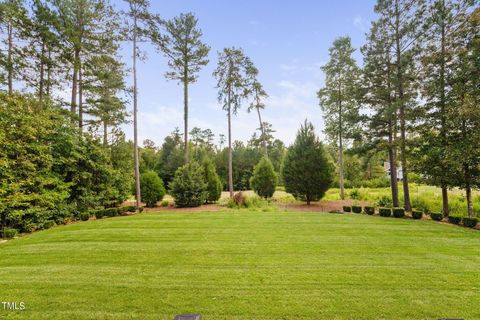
[0,211,479,320]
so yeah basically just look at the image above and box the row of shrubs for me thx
[342,205,479,228]
[1,205,143,239]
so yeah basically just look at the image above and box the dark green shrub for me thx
[250,157,278,199]
[138,206,144,213]
[127,205,136,212]
[392,207,405,218]
[42,220,56,229]
[463,217,478,228]
[94,210,105,219]
[349,189,360,200]
[282,121,334,205]
[412,211,423,220]
[364,206,375,215]
[430,212,443,221]
[376,195,392,207]
[118,206,128,214]
[379,208,392,217]
[169,162,207,208]
[140,171,166,208]
[2,228,18,239]
[352,205,362,214]
[448,215,462,225]
[104,208,119,217]
[80,212,90,221]
[202,157,222,203]
[343,206,352,213]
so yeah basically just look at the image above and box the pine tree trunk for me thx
[439,5,449,216]
[7,22,13,94]
[133,15,141,209]
[71,50,79,120]
[103,120,108,147]
[338,98,345,200]
[388,118,399,207]
[78,56,83,131]
[39,42,45,103]
[183,71,189,161]
[46,48,52,97]
[227,93,234,198]
[256,107,267,156]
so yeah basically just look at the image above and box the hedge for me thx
[379,208,392,217]
[430,212,443,221]
[392,207,405,218]
[364,206,375,215]
[343,206,352,213]
[463,217,478,228]
[447,215,462,225]
[412,211,423,220]
[352,205,362,214]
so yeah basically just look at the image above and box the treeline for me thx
[318,0,480,217]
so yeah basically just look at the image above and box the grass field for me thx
[1,211,479,319]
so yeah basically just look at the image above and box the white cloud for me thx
[353,15,369,31]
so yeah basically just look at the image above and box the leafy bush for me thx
[104,208,119,217]
[377,195,392,207]
[430,212,443,221]
[349,189,360,200]
[118,207,128,215]
[41,220,56,230]
[364,206,375,215]
[2,228,18,239]
[392,208,405,218]
[138,206,144,213]
[379,208,392,217]
[94,210,105,219]
[127,205,136,212]
[250,157,278,199]
[282,121,334,205]
[343,206,352,213]
[202,157,222,203]
[412,211,423,220]
[80,212,90,221]
[462,217,478,228]
[448,215,462,225]
[169,162,207,208]
[160,200,169,207]
[140,171,166,208]
[352,205,362,214]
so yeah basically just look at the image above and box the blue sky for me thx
[118,0,378,147]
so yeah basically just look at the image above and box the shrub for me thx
[377,195,392,207]
[140,171,166,208]
[94,210,105,219]
[379,208,392,217]
[80,212,90,221]
[392,207,405,218]
[412,211,423,220]
[462,217,478,228]
[118,206,128,214]
[160,200,169,207]
[104,208,119,217]
[447,215,462,225]
[250,157,278,199]
[343,206,351,213]
[2,228,18,239]
[138,206,144,213]
[169,162,207,208]
[202,157,222,203]
[127,205,136,212]
[364,206,375,215]
[352,205,362,214]
[430,212,443,221]
[349,189,360,200]
[282,121,334,205]
[42,220,56,230]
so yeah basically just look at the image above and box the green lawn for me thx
[1,211,479,320]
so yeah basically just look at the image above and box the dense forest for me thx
[0,0,479,235]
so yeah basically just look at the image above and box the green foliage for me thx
[250,157,277,199]
[140,171,166,208]
[80,212,90,221]
[430,212,444,221]
[202,157,222,203]
[349,189,360,200]
[352,205,362,214]
[379,208,392,217]
[376,195,392,207]
[282,121,334,205]
[1,228,18,239]
[343,206,352,213]
[169,162,207,208]
[462,217,478,228]
[160,200,169,207]
[448,216,462,225]
[392,208,405,218]
[364,206,375,215]
[412,211,423,220]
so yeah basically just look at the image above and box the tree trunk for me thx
[39,42,45,103]
[183,72,189,161]
[388,118,399,207]
[46,48,52,97]
[338,99,345,200]
[227,94,234,198]
[256,107,267,156]
[7,22,13,94]
[78,56,83,131]
[71,50,79,120]
[464,161,473,217]
[133,15,141,209]
[395,1,411,211]
[103,120,108,147]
